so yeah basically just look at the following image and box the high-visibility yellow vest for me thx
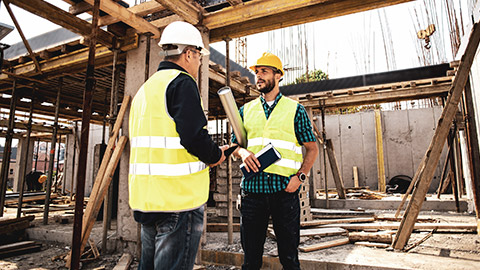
[128,69,209,212]
[243,96,303,177]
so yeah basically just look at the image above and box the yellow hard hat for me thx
[38,175,47,184]
[250,52,284,75]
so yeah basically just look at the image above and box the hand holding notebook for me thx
[239,143,282,180]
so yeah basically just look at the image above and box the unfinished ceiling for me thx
[0,0,415,131]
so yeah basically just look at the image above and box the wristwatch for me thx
[295,171,307,183]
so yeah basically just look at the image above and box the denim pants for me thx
[240,190,301,270]
[138,206,204,270]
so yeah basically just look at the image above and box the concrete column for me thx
[64,133,79,196]
[13,137,35,192]
[118,35,162,244]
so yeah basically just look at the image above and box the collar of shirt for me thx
[260,93,283,118]
[157,61,188,73]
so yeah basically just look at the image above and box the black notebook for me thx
[240,143,282,180]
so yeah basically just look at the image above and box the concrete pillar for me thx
[13,137,35,192]
[118,35,162,244]
[64,132,79,196]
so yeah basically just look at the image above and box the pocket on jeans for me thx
[155,213,180,234]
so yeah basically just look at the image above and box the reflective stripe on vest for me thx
[244,96,303,177]
[129,69,209,212]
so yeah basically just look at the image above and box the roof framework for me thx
[0,0,416,130]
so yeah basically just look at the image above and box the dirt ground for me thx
[0,208,478,269]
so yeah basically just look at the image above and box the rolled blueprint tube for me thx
[217,86,247,148]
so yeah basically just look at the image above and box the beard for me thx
[257,78,275,94]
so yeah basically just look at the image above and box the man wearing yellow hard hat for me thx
[231,52,319,269]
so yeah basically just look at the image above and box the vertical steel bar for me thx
[43,77,62,225]
[17,87,35,218]
[34,139,39,171]
[0,79,18,216]
[321,105,328,208]
[225,38,233,245]
[70,0,100,268]
[70,121,78,200]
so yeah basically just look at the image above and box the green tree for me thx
[295,69,329,84]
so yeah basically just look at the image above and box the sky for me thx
[0,0,473,80]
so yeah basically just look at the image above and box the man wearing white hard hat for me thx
[129,21,227,270]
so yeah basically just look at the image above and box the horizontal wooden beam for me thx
[155,0,203,25]
[8,0,116,48]
[206,0,414,42]
[296,83,451,109]
[83,0,161,38]
[0,119,72,134]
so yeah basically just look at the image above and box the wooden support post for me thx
[393,22,480,250]
[227,122,233,245]
[436,144,451,198]
[70,1,100,268]
[353,166,359,188]
[325,139,346,199]
[374,109,386,192]
[17,88,35,218]
[0,79,18,217]
[43,78,62,225]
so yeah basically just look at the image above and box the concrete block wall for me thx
[313,107,447,193]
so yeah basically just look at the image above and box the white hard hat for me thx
[158,21,209,55]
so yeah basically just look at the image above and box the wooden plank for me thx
[9,0,115,48]
[299,238,350,252]
[348,231,393,243]
[354,241,390,248]
[301,217,375,228]
[374,110,386,192]
[393,22,480,250]
[322,222,478,231]
[155,0,203,25]
[206,0,415,42]
[299,227,347,237]
[83,0,161,38]
[113,253,133,270]
[353,166,359,187]
[0,241,36,253]
[0,215,34,226]
[0,242,42,258]
[325,139,346,198]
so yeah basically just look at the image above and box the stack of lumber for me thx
[0,241,42,258]
[0,216,40,258]
[297,209,477,252]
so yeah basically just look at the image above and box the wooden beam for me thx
[205,0,414,42]
[155,0,203,25]
[393,22,480,250]
[8,0,115,48]
[83,0,161,38]
[298,238,350,252]
[98,1,166,27]
[299,83,451,109]
[325,139,346,199]
[227,0,243,5]
[69,1,92,16]
[374,109,386,192]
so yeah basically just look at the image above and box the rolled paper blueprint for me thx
[217,86,247,148]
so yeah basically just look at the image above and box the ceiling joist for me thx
[154,0,204,25]
[82,0,161,38]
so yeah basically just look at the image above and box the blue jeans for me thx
[240,190,300,270]
[138,206,204,270]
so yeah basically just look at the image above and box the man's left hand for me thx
[285,175,302,193]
